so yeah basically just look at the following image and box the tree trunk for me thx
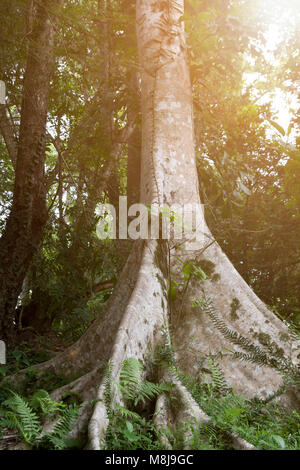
[7,0,299,449]
[0,0,61,342]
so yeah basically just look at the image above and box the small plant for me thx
[193,296,300,383]
[103,351,300,450]
[180,359,300,450]
[0,391,42,445]
[0,345,53,379]
[104,358,172,450]
[0,389,82,449]
[105,407,162,451]
[118,358,172,406]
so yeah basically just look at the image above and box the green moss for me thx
[279,332,289,342]
[258,332,271,347]
[230,297,241,320]
[212,273,221,282]
[257,331,285,357]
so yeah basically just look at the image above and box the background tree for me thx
[0,0,62,341]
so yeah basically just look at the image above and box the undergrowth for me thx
[0,389,83,449]
[103,356,300,450]
[180,357,300,450]
[1,352,299,450]
[1,297,299,450]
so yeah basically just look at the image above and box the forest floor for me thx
[1,328,299,451]
[0,332,67,450]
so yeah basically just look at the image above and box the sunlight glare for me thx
[251,0,300,137]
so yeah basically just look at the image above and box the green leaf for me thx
[168,286,177,301]
[183,263,192,281]
[193,266,207,280]
[126,421,134,433]
[271,435,285,449]
[268,120,285,137]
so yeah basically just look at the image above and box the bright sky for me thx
[264,25,298,132]
[247,0,299,139]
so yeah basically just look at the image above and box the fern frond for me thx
[120,358,143,389]
[3,392,41,443]
[42,403,81,450]
[114,404,141,421]
[29,389,63,415]
[118,357,172,405]
[0,411,20,432]
[196,297,299,378]
[207,356,230,396]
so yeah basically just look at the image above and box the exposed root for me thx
[230,433,256,450]
[153,393,173,449]
[172,237,299,408]
[86,239,168,449]
[153,368,255,450]
[3,240,155,387]
[2,238,298,450]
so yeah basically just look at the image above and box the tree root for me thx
[2,239,297,450]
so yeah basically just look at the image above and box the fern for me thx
[103,358,173,449]
[1,392,41,444]
[42,403,81,450]
[118,357,171,406]
[195,297,299,379]
[207,355,230,396]
[29,389,63,416]
[119,357,144,398]
[0,390,81,449]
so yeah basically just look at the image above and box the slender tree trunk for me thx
[0,0,61,342]
[7,0,299,449]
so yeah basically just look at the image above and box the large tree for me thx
[6,0,299,450]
